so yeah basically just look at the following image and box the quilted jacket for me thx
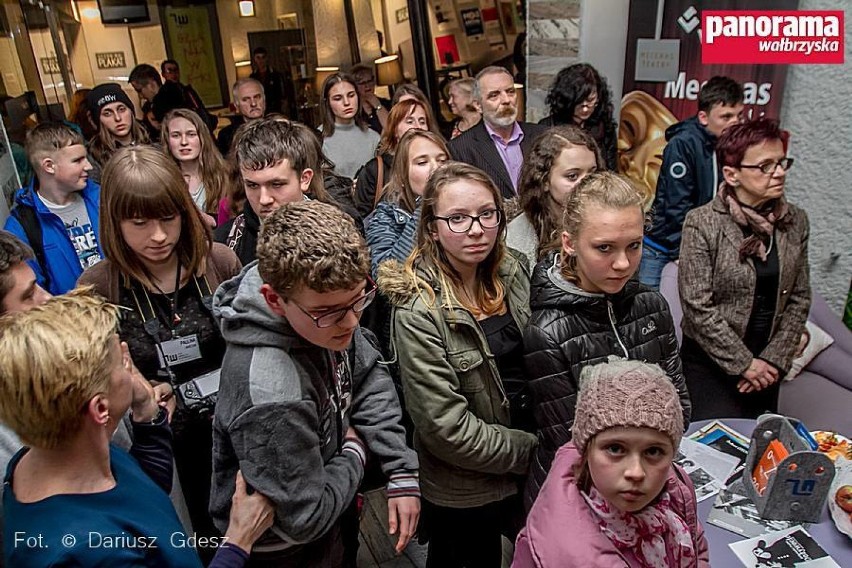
[522,253,691,510]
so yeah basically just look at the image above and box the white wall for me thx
[579,0,629,120]
[779,1,852,312]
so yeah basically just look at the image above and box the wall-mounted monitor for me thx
[97,0,150,25]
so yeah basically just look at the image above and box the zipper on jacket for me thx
[607,300,629,358]
[712,152,719,197]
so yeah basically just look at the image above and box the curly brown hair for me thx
[518,126,604,261]
[257,201,369,298]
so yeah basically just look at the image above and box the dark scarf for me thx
[717,184,791,262]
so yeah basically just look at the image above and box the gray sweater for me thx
[322,122,380,180]
[210,263,418,553]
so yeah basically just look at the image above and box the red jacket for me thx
[512,443,710,567]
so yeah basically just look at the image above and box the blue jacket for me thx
[364,201,421,279]
[3,178,102,295]
[646,116,721,255]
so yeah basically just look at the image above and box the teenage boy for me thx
[4,122,102,295]
[0,291,274,567]
[214,116,314,264]
[640,76,744,289]
[211,201,420,566]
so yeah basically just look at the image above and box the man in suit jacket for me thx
[449,66,545,199]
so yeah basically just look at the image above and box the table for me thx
[688,419,852,566]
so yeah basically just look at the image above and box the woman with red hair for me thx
[678,118,810,419]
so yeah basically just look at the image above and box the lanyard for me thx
[130,270,213,340]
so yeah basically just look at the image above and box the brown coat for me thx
[78,242,242,302]
[678,197,810,376]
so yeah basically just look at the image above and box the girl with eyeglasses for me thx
[78,145,242,562]
[539,63,618,171]
[522,171,691,511]
[378,162,537,567]
[678,118,809,420]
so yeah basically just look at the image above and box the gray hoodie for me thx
[210,263,418,554]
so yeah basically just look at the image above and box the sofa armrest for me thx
[808,292,852,355]
[806,342,852,391]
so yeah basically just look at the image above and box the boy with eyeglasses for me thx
[640,75,744,289]
[211,200,420,567]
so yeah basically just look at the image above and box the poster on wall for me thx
[461,7,485,37]
[618,0,797,203]
[164,6,223,107]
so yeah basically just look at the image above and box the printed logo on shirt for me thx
[641,320,657,336]
[65,220,102,269]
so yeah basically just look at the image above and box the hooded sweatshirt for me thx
[210,263,419,554]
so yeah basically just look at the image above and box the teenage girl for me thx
[319,72,381,180]
[78,146,242,561]
[354,98,438,218]
[514,360,709,567]
[364,129,449,277]
[162,108,231,228]
[506,125,603,272]
[522,171,691,510]
[380,162,537,567]
[87,83,151,181]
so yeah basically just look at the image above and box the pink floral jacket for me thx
[512,444,710,568]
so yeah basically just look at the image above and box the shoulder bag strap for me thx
[372,157,385,208]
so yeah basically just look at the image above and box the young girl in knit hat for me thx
[513,360,709,567]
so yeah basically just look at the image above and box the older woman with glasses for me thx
[678,117,810,420]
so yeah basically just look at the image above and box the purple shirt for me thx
[485,121,524,195]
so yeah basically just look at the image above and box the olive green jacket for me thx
[378,255,537,507]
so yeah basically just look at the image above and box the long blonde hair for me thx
[405,162,506,317]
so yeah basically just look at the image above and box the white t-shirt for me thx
[39,192,103,270]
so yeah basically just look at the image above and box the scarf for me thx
[717,184,790,262]
[582,486,697,568]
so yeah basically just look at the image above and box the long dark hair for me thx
[320,72,368,137]
[545,63,617,169]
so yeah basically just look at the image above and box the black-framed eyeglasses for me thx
[291,278,377,328]
[432,209,502,233]
[738,157,794,175]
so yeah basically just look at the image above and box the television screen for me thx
[97,0,150,25]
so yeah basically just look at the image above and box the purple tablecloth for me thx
[688,418,852,566]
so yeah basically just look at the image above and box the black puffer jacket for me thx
[522,253,691,510]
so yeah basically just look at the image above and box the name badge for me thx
[157,335,202,367]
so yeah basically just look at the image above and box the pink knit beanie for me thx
[571,359,684,452]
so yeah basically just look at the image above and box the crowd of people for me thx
[0,54,812,568]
